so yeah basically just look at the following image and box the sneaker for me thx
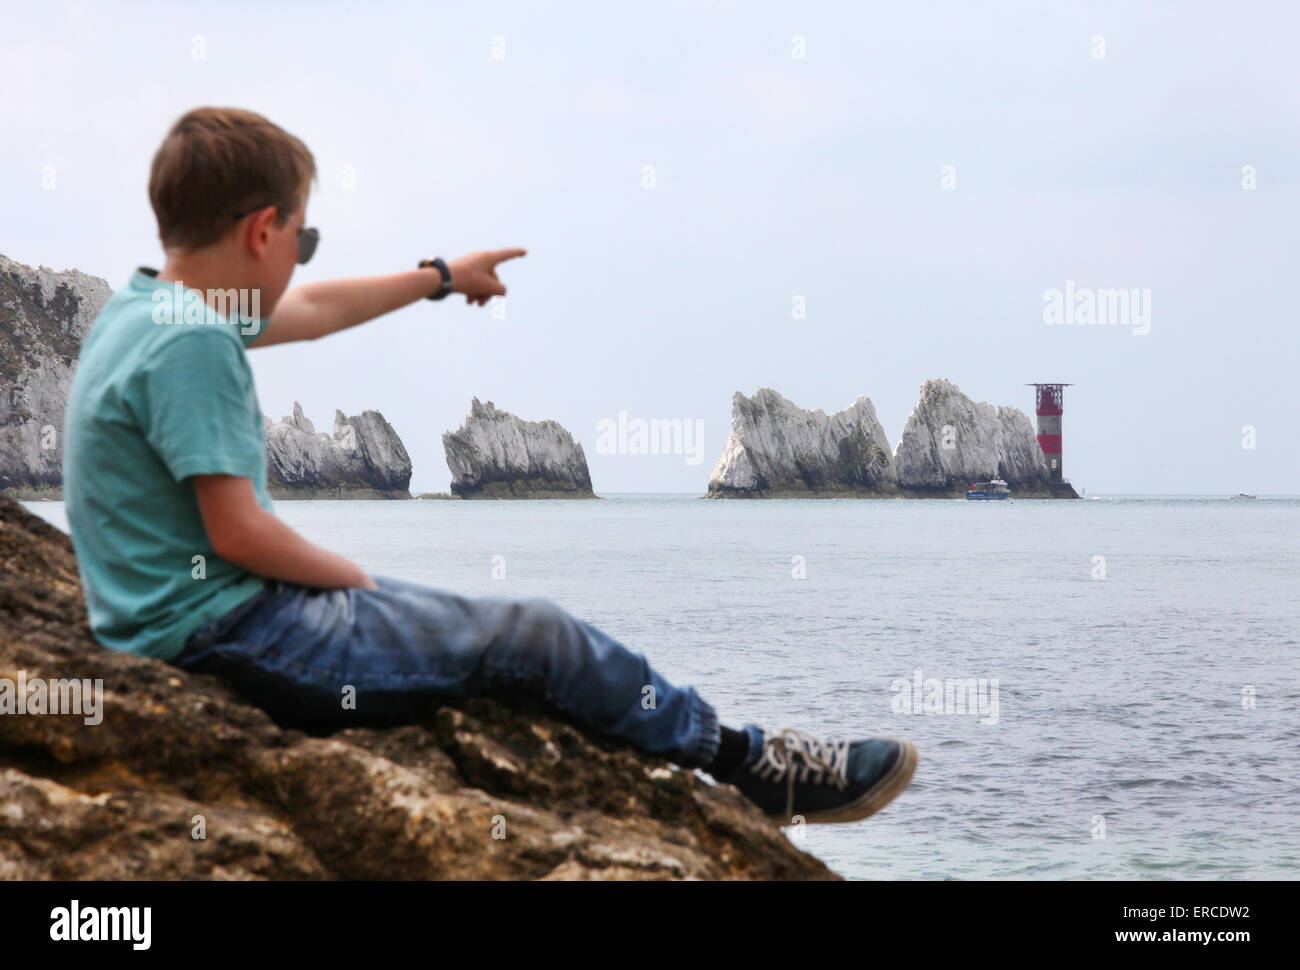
[717,726,918,825]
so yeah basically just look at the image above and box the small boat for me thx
[966,479,1011,500]
[1231,492,1256,500]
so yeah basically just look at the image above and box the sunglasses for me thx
[232,203,320,264]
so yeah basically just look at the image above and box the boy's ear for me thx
[240,206,279,258]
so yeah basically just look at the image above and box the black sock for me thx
[704,725,751,778]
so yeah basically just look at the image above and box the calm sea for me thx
[25,494,1300,880]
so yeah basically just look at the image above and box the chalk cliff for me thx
[893,379,1052,494]
[442,398,596,499]
[0,495,835,880]
[0,254,415,501]
[264,402,413,499]
[0,255,112,498]
[706,388,898,497]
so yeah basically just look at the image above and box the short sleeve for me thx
[239,314,270,348]
[140,331,264,483]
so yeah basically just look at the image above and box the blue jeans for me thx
[173,575,736,769]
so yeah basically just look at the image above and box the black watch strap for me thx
[419,258,453,300]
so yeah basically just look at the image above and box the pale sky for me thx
[3,0,1297,494]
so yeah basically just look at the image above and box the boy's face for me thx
[208,193,306,316]
[253,197,306,314]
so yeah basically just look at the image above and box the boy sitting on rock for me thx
[63,106,917,827]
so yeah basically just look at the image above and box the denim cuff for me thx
[686,692,721,768]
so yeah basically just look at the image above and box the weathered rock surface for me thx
[264,402,412,499]
[0,495,835,880]
[442,398,596,499]
[708,382,1069,498]
[0,255,112,499]
[0,254,415,501]
[893,379,1052,495]
[707,388,899,497]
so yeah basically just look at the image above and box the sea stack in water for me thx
[707,381,1076,498]
[0,254,112,498]
[893,379,1053,496]
[264,402,413,499]
[442,398,596,499]
[707,388,899,497]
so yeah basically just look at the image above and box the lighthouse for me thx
[1026,383,1072,482]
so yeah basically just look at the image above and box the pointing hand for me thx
[448,248,527,307]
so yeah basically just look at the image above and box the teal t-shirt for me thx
[63,267,274,660]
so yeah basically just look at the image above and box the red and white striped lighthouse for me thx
[1027,383,1072,482]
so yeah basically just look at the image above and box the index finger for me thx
[490,248,527,265]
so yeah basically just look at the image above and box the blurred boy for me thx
[63,106,916,826]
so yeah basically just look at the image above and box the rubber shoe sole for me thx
[794,738,918,825]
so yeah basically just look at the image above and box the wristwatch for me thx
[418,257,453,300]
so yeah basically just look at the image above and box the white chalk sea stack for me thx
[707,387,899,497]
[264,402,413,499]
[893,378,1050,492]
[442,398,596,499]
[707,381,1064,498]
[0,254,113,498]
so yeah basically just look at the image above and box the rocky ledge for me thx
[0,255,112,499]
[0,495,834,880]
[442,398,597,499]
[264,402,413,500]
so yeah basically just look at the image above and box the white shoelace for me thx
[750,727,851,821]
